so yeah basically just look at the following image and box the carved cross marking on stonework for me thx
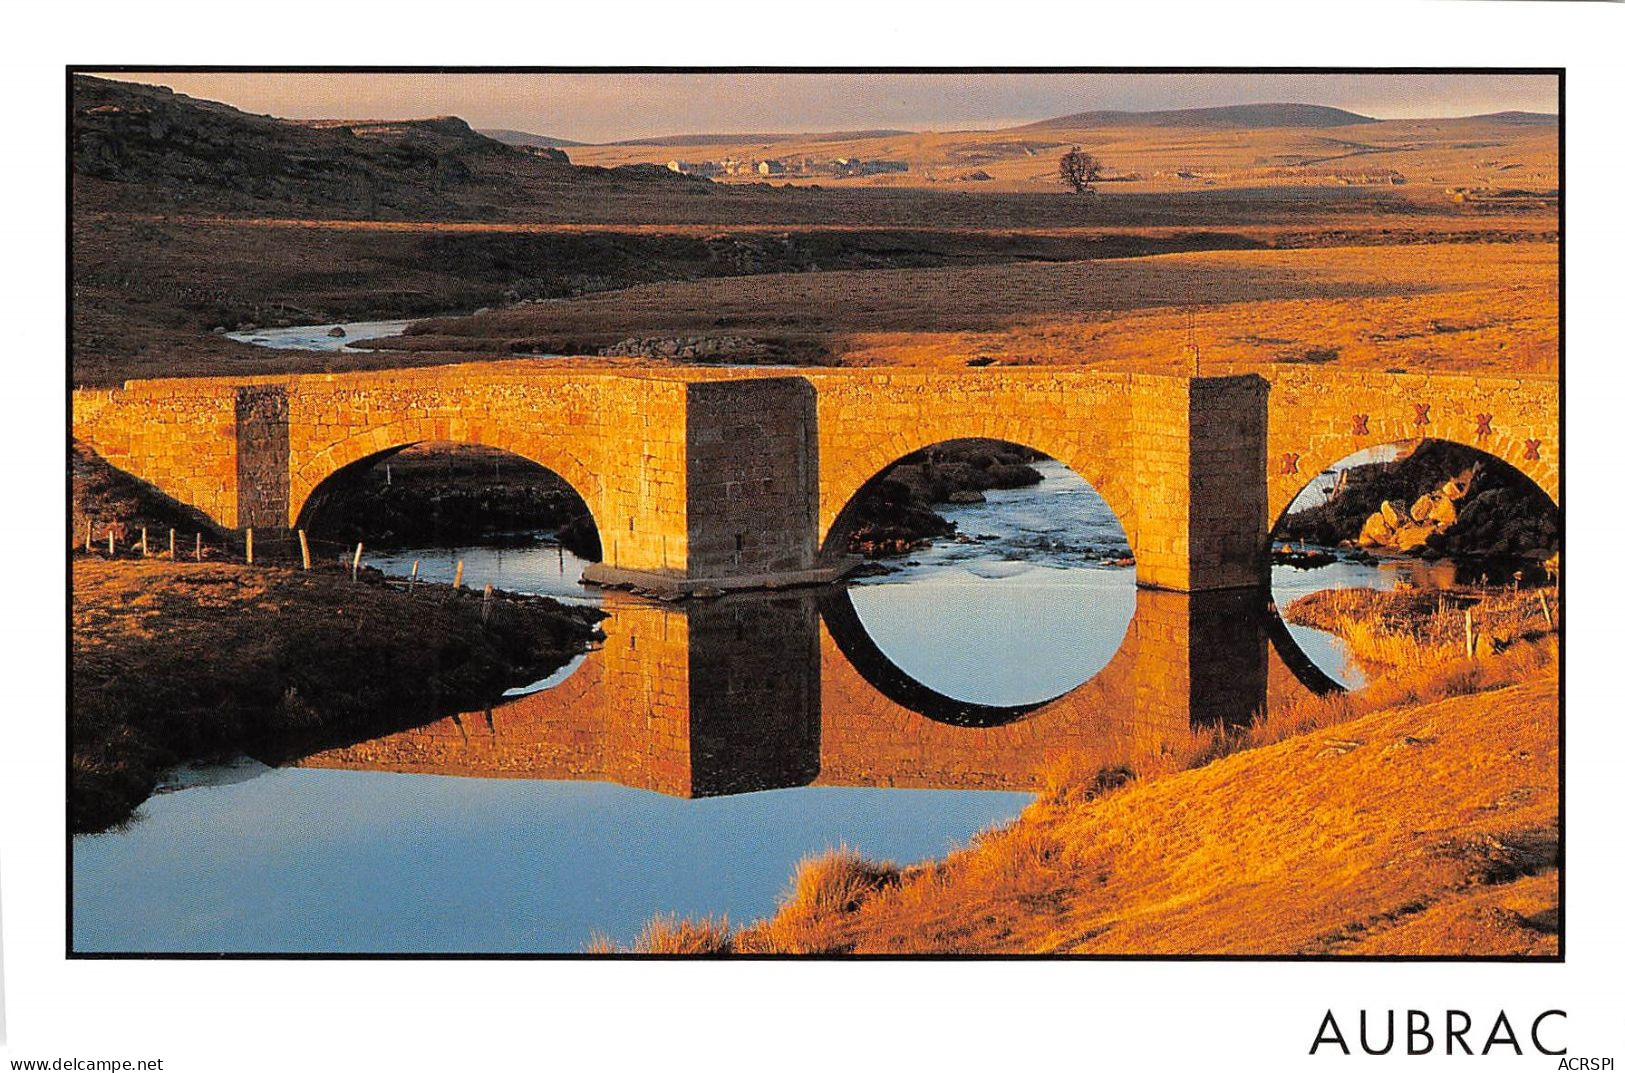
[1413,402,1431,428]
[1524,439,1541,462]
[1280,452,1300,476]
[1476,413,1493,439]
[1351,413,1369,436]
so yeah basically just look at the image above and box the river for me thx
[72,460,1424,953]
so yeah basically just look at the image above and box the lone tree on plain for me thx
[1059,146,1103,195]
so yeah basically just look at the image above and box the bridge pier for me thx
[584,377,855,594]
[1130,373,1270,592]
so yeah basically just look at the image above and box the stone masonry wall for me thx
[234,386,290,529]
[278,368,691,576]
[72,381,241,528]
[1188,376,1270,590]
[685,378,820,579]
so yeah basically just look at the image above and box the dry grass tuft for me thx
[588,914,734,955]
[737,846,899,954]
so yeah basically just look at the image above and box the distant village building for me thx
[666,160,721,177]
[667,155,908,181]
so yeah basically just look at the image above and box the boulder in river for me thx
[1358,512,1394,547]
[1391,523,1437,553]
[327,325,347,338]
[1380,500,1405,528]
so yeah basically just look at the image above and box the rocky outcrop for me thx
[1277,440,1557,560]
[1357,471,1475,552]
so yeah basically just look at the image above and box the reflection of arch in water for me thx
[822,581,1339,732]
[293,593,822,798]
[819,587,1056,728]
[1264,607,1345,697]
[296,586,1347,799]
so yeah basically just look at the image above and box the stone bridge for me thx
[71,361,1559,593]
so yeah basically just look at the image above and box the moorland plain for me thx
[72,76,1555,386]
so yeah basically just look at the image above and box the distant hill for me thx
[1461,111,1558,126]
[610,129,912,147]
[72,75,701,219]
[1020,103,1378,130]
[478,127,584,148]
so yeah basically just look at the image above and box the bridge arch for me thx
[1263,370,1559,528]
[817,433,1138,568]
[288,421,605,536]
[1269,435,1559,554]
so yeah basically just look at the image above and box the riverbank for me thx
[602,581,1558,955]
[71,558,603,832]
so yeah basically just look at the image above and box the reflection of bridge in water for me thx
[294,588,1338,797]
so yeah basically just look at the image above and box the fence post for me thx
[408,560,420,594]
[482,583,494,625]
[1464,608,1475,659]
[168,529,175,560]
[195,532,203,562]
[1539,590,1553,628]
[85,523,92,554]
[107,530,114,556]
[351,542,364,582]
[453,560,465,590]
[298,529,311,572]
[140,527,149,558]
[246,527,254,566]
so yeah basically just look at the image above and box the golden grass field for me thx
[71,77,1558,386]
[396,241,1555,377]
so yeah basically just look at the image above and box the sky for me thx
[87,71,1557,144]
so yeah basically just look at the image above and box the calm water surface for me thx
[73,459,1410,953]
